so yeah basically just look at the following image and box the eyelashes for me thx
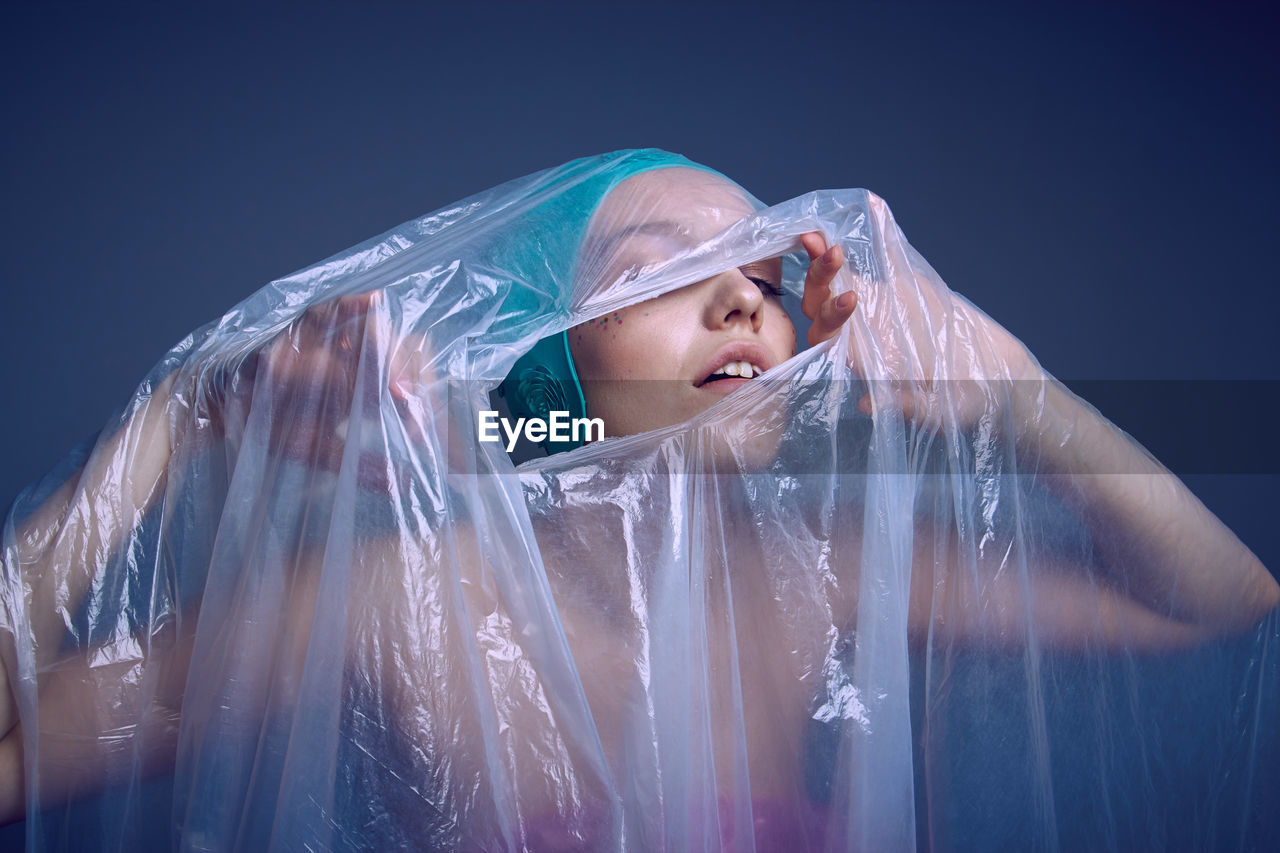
[747,276,786,299]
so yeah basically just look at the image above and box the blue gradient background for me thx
[0,1,1277,845]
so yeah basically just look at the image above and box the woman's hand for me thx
[799,233,855,348]
[212,290,438,471]
[800,221,1041,433]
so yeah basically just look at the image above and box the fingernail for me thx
[837,292,855,310]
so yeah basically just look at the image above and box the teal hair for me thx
[496,149,725,455]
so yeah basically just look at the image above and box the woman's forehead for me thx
[587,167,756,246]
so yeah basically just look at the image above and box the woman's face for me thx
[569,168,797,438]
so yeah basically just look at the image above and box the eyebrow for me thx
[588,218,786,290]
[588,219,689,260]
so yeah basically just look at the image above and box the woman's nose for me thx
[702,270,764,333]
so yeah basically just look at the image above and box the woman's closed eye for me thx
[747,275,786,299]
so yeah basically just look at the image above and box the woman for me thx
[1,150,1275,850]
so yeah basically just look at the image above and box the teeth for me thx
[711,361,764,381]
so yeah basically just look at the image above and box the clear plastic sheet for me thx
[2,150,1276,851]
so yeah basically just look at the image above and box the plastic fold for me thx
[2,150,1276,852]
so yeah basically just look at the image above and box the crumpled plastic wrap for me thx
[2,150,1276,851]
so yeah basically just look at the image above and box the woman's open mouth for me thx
[696,343,774,389]
[701,360,765,383]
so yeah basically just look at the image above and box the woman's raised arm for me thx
[0,289,436,823]
[799,228,1278,649]
[0,368,181,822]
[1012,377,1278,636]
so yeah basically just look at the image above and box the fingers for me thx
[808,289,858,348]
[799,233,835,319]
[857,381,994,433]
[858,388,932,426]
[800,232,855,347]
[239,292,384,467]
[265,291,382,384]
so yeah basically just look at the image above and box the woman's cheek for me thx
[573,307,652,351]
[573,302,686,384]
[576,307,634,336]
[571,308,639,380]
